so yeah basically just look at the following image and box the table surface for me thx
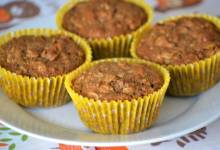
[0,0,220,150]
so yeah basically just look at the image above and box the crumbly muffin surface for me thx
[73,62,163,101]
[137,17,220,65]
[0,35,85,77]
[62,0,147,39]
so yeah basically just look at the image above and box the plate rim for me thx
[0,103,219,147]
[1,115,219,146]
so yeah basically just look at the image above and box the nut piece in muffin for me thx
[137,17,220,65]
[73,62,163,101]
[62,0,147,39]
[0,35,85,77]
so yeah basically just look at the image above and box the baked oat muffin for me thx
[65,58,170,134]
[62,0,147,39]
[131,14,220,96]
[56,0,153,59]
[136,17,220,65]
[0,35,85,77]
[0,29,92,107]
[73,62,163,101]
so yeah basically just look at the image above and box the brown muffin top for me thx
[137,17,220,65]
[0,35,85,77]
[62,0,147,39]
[73,62,163,101]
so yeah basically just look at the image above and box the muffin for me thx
[131,14,220,96]
[56,0,153,59]
[0,29,92,107]
[65,58,170,134]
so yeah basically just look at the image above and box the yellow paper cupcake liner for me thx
[56,0,153,60]
[0,28,92,107]
[65,58,170,134]
[131,14,220,96]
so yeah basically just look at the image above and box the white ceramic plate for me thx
[0,15,220,147]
